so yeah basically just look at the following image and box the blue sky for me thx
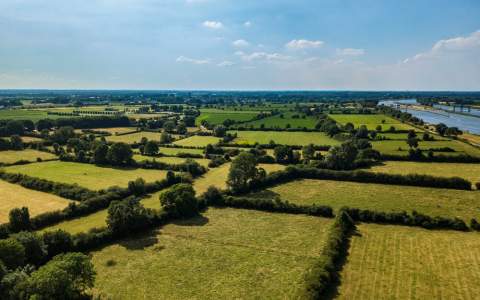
[0,0,479,90]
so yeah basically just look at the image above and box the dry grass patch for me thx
[0,149,57,164]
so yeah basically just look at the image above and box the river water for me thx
[378,99,480,135]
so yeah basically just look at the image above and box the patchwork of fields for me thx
[91,208,332,299]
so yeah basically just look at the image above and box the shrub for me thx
[0,238,26,269]
[11,231,46,266]
[9,207,31,232]
[160,183,198,218]
[107,198,149,234]
[42,230,74,258]
[470,219,480,231]
[476,182,480,190]
[128,178,146,196]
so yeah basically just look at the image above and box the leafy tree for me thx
[213,125,227,137]
[407,130,417,139]
[144,141,159,156]
[128,178,146,196]
[159,183,198,217]
[176,122,187,134]
[27,252,95,299]
[9,135,23,150]
[22,120,35,132]
[5,120,24,135]
[375,125,382,132]
[107,198,148,233]
[42,230,73,258]
[93,143,109,165]
[166,170,176,184]
[355,125,369,139]
[227,152,258,192]
[9,207,30,232]
[37,119,54,131]
[51,126,75,144]
[344,122,354,132]
[160,132,172,144]
[163,121,176,133]
[106,142,133,165]
[407,137,419,149]
[0,238,25,269]
[183,116,196,127]
[11,231,46,266]
[325,141,359,170]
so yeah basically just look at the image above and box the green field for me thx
[91,208,332,299]
[5,161,169,190]
[157,147,204,156]
[0,149,57,164]
[133,154,211,167]
[196,109,260,126]
[230,131,341,146]
[173,136,221,147]
[336,223,480,299]
[239,112,318,129]
[88,127,138,135]
[105,131,163,143]
[0,109,75,121]
[367,161,480,185]
[0,179,72,223]
[247,179,480,221]
[372,139,480,156]
[329,114,417,131]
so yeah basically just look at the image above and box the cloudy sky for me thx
[0,0,479,90]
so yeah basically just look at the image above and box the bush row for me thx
[247,166,472,191]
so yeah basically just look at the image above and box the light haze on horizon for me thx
[0,0,479,91]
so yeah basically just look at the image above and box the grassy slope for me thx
[173,136,221,147]
[5,161,168,190]
[230,131,341,146]
[0,179,71,223]
[91,208,332,299]
[247,179,480,221]
[0,149,57,164]
[367,161,480,185]
[336,223,480,299]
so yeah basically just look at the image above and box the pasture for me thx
[158,147,204,156]
[329,114,417,131]
[133,154,211,167]
[173,135,221,147]
[5,161,169,190]
[367,161,480,185]
[239,112,318,129]
[336,224,480,299]
[105,131,162,143]
[91,208,332,299]
[0,179,72,223]
[230,131,341,146]
[0,149,57,164]
[247,179,480,221]
[371,139,480,156]
[196,109,259,126]
[0,109,71,121]
[89,127,138,135]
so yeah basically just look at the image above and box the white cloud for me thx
[336,48,365,56]
[244,21,252,27]
[239,52,292,62]
[217,61,235,67]
[403,30,480,63]
[285,39,324,50]
[176,56,210,65]
[202,20,223,29]
[232,39,249,47]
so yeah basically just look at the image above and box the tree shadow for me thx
[118,228,160,250]
[170,214,209,227]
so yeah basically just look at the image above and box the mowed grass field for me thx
[173,136,221,147]
[193,163,286,194]
[0,180,72,223]
[133,154,211,167]
[89,127,138,135]
[336,223,480,299]
[230,131,341,146]
[5,161,169,190]
[0,149,57,164]
[195,109,260,126]
[91,208,332,299]
[105,131,162,143]
[239,112,318,129]
[329,114,417,131]
[247,179,480,221]
[371,139,480,156]
[367,161,480,185]
[157,147,204,156]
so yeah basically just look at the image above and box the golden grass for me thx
[173,136,221,147]
[0,149,57,164]
[133,155,211,167]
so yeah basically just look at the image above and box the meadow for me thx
[0,109,73,121]
[91,208,332,299]
[329,114,417,131]
[157,147,204,156]
[5,161,169,190]
[367,161,480,185]
[173,135,221,147]
[133,154,211,167]
[88,127,138,135]
[247,179,480,221]
[238,112,318,129]
[105,131,163,143]
[195,109,260,126]
[371,139,480,156]
[0,149,57,164]
[230,131,341,146]
[336,223,480,299]
[0,179,72,223]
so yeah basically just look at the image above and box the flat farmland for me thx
[133,154,210,167]
[367,161,480,185]
[89,127,138,135]
[157,147,204,156]
[0,179,72,223]
[173,136,221,147]
[247,179,480,221]
[91,208,332,299]
[336,224,480,299]
[0,109,75,121]
[196,109,260,126]
[371,139,480,156]
[329,114,417,131]
[230,131,341,146]
[5,161,169,190]
[105,131,162,143]
[239,112,318,129]
[0,149,57,164]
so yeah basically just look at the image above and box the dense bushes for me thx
[160,184,199,218]
[302,210,356,299]
[246,166,472,192]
